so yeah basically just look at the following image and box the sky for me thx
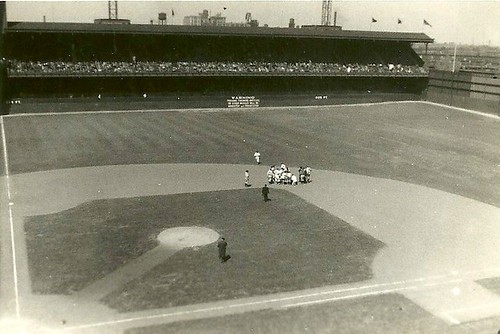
[5,1,500,46]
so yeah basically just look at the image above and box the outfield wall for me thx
[7,75,427,98]
[425,70,500,116]
[6,92,422,114]
[5,75,427,113]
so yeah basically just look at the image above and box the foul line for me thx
[422,101,499,120]
[280,278,463,309]
[4,100,499,120]
[63,276,464,331]
[441,313,461,325]
[2,100,414,117]
[0,117,21,318]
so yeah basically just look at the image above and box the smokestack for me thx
[333,11,337,26]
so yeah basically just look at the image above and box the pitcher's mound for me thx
[157,227,220,248]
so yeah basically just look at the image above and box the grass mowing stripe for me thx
[64,116,119,163]
[172,114,240,156]
[2,118,36,174]
[87,114,161,160]
[165,113,229,150]
[84,115,135,154]
[111,115,158,154]
[107,114,160,153]
[77,117,121,158]
[203,114,286,163]
[218,112,308,152]
[178,113,237,149]
[122,115,175,153]
[103,115,154,154]
[157,115,213,159]
[150,119,193,160]
[190,114,266,156]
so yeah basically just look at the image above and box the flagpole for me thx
[452,43,458,73]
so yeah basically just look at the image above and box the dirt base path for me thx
[1,163,500,333]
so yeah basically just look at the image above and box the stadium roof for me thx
[6,21,434,43]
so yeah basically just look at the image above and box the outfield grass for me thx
[4,103,500,207]
[25,188,382,308]
[126,293,500,334]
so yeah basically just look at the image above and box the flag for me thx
[171,9,175,16]
[372,17,377,23]
[397,18,402,24]
[423,19,432,27]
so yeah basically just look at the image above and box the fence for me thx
[424,70,500,116]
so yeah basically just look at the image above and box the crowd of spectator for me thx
[7,60,428,76]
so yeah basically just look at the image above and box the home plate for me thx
[157,226,220,248]
[403,280,500,324]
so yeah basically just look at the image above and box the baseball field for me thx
[0,101,499,333]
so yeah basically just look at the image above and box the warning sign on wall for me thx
[227,96,260,108]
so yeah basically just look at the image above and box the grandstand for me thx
[1,21,432,113]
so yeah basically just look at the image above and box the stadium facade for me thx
[2,19,434,113]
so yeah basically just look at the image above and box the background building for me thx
[183,9,257,27]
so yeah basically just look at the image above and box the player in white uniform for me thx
[267,166,275,184]
[274,168,283,184]
[245,170,251,187]
[254,151,261,164]
[305,166,312,183]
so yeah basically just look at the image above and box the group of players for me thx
[267,164,312,185]
[252,151,312,186]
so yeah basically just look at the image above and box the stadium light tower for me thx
[108,1,118,20]
[321,0,332,26]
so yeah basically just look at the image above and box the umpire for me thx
[217,237,230,263]
[262,184,270,202]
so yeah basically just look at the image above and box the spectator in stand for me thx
[7,59,428,77]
